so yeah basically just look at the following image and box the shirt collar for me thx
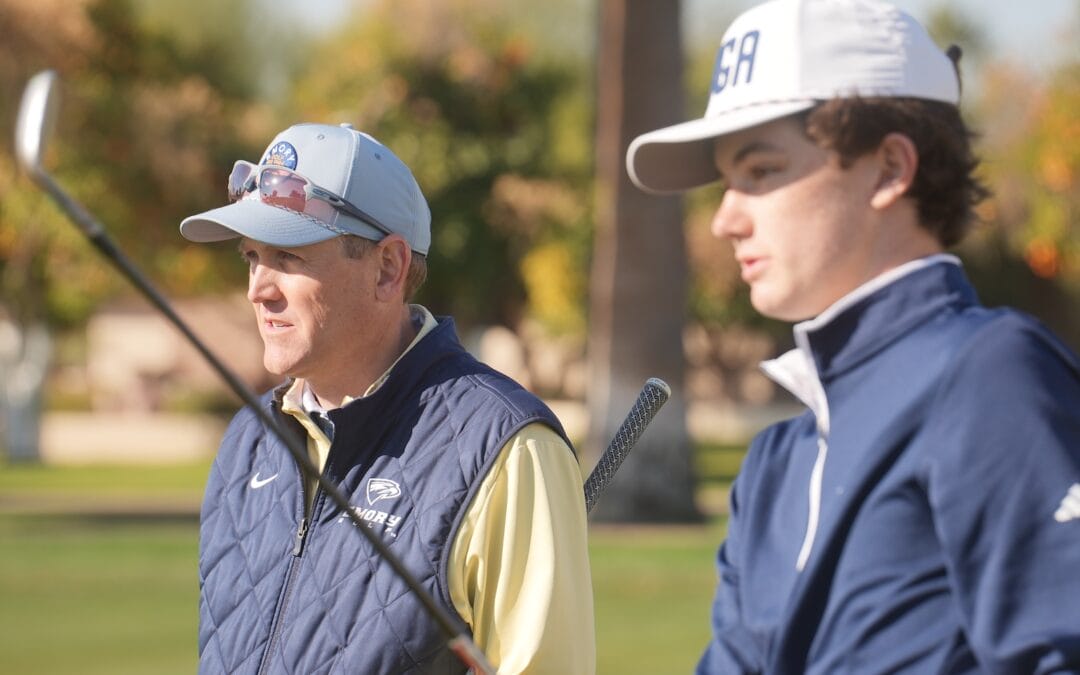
[760,254,962,437]
[285,304,439,414]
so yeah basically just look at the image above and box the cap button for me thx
[339,122,354,129]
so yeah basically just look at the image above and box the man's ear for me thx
[373,236,411,302]
[870,132,918,210]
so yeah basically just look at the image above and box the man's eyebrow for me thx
[237,239,262,257]
[731,140,781,165]
[715,139,782,180]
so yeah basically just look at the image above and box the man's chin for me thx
[262,355,300,379]
[751,293,814,323]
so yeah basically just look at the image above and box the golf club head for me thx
[15,70,61,177]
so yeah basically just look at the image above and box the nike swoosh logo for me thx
[250,472,279,489]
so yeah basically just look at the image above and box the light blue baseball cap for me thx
[181,123,431,254]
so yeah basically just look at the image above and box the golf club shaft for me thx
[28,168,494,675]
[584,377,671,513]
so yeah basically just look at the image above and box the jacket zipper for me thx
[796,436,828,571]
[255,517,309,675]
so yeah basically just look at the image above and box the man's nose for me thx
[247,264,281,304]
[710,188,753,241]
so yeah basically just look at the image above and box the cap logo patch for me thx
[711,30,760,95]
[262,141,298,170]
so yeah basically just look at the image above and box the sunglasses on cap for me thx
[228,160,394,238]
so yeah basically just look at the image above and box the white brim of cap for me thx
[627,100,818,194]
[179,198,383,247]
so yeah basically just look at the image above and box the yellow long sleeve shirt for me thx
[280,306,595,674]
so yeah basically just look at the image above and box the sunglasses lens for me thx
[233,164,347,227]
[227,162,256,202]
[258,168,309,212]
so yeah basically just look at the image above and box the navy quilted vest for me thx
[198,317,569,674]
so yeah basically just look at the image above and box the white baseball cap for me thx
[181,123,432,254]
[626,0,961,194]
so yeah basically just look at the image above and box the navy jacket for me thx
[698,259,1080,674]
[198,317,568,674]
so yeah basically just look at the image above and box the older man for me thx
[181,123,594,674]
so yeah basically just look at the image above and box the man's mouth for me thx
[738,256,766,282]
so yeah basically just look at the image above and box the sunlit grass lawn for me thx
[591,522,725,673]
[0,458,737,674]
[0,463,206,674]
[0,515,199,675]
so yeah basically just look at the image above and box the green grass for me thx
[0,460,737,673]
[0,461,211,496]
[694,441,748,484]
[0,515,199,675]
[0,463,207,673]
[592,521,725,673]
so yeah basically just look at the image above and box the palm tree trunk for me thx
[587,0,701,522]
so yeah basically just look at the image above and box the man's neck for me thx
[309,306,420,409]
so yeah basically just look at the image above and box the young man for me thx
[180,123,594,674]
[627,0,1080,672]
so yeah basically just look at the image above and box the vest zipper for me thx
[292,517,309,556]
[256,517,309,675]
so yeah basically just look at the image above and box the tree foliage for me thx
[282,0,593,331]
[979,63,1079,283]
[0,0,268,329]
[1,0,1076,365]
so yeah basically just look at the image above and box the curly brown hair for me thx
[801,97,990,247]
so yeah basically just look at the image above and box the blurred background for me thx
[0,0,1076,672]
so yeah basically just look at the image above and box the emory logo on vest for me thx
[337,477,405,537]
[367,478,401,505]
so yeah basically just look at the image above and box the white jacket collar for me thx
[760,254,961,437]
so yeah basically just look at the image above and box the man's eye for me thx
[749,165,778,181]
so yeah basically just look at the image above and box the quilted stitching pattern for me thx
[198,319,567,674]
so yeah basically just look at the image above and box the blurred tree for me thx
[586,0,700,522]
[284,0,594,332]
[0,0,267,460]
[887,5,1080,353]
[965,57,1080,348]
[131,0,303,100]
[0,0,274,324]
[925,4,989,62]
[0,0,92,460]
